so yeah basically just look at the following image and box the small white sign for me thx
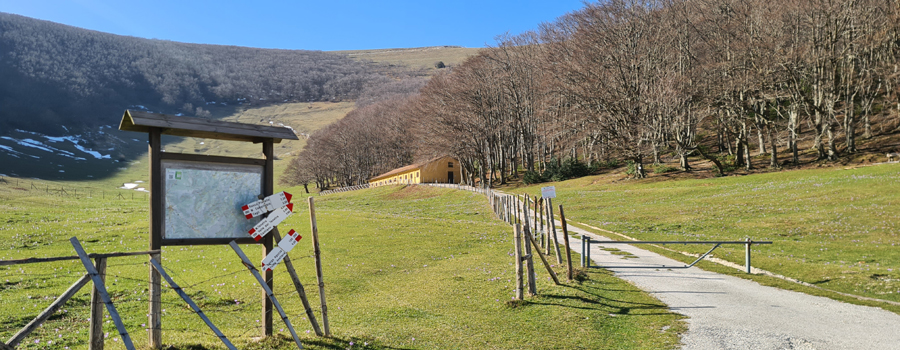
[541,186,557,199]
[261,247,287,271]
[247,203,294,241]
[277,229,302,252]
[242,191,293,219]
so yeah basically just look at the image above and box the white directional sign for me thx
[261,229,303,271]
[261,247,287,271]
[242,191,293,219]
[247,203,294,241]
[277,229,302,252]
[541,186,557,199]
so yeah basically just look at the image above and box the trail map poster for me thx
[162,160,263,240]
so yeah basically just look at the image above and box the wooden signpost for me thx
[119,110,300,348]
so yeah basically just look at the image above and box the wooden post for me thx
[273,229,323,336]
[547,198,562,264]
[70,237,136,350]
[90,258,107,350]
[522,195,536,296]
[5,274,90,347]
[513,225,524,300]
[149,259,237,350]
[309,197,330,336]
[262,141,275,337]
[527,230,560,285]
[229,242,304,349]
[532,196,538,243]
[558,205,574,282]
[148,128,162,349]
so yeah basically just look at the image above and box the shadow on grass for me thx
[508,275,674,317]
[236,333,415,350]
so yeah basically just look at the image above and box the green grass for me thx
[0,182,684,349]
[515,163,900,311]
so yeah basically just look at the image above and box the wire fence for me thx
[0,176,147,201]
[1,244,324,349]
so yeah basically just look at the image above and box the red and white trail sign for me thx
[247,203,294,241]
[242,191,293,219]
[261,229,303,271]
[278,229,303,252]
[261,247,287,271]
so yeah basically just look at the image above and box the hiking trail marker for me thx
[119,110,299,347]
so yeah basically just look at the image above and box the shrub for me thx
[541,157,593,182]
[654,165,677,174]
[523,170,544,184]
[625,160,636,176]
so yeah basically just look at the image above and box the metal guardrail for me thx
[581,237,772,273]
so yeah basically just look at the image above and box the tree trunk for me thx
[789,106,799,165]
[768,124,778,168]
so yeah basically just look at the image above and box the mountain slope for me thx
[0,12,395,135]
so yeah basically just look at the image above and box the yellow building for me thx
[368,156,461,187]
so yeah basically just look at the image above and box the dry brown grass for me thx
[332,46,481,72]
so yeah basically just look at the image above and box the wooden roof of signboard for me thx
[118,110,299,143]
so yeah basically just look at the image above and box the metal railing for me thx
[581,237,772,273]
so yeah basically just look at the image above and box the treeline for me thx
[283,0,900,189]
[0,13,404,135]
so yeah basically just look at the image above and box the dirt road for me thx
[559,223,900,349]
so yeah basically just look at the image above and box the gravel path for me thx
[555,221,900,350]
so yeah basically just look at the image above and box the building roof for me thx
[119,110,299,143]
[368,156,454,182]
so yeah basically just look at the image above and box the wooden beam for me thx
[5,274,91,347]
[229,241,303,349]
[262,141,274,337]
[120,110,298,143]
[273,229,323,336]
[70,237,136,350]
[149,259,237,350]
[89,258,106,350]
[0,250,160,266]
[309,197,330,336]
[148,128,162,349]
[159,152,266,166]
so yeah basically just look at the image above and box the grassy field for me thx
[333,46,481,72]
[510,162,900,312]
[0,180,684,349]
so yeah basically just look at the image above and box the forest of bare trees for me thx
[285,0,900,189]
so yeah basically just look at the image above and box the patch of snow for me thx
[133,139,140,142]
[0,144,39,159]
[199,142,204,145]
[135,188,148,192]
[71,143,110,159]
[135,180,144,183]
[122,183,138,189]
[175,113,184,116]
[59,170,65,173]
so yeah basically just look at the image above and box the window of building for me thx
[448,162,454,168]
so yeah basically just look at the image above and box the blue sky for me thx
[0,0,588,51]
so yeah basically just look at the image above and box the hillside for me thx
[0,13,484,182]
[0,12,406,136]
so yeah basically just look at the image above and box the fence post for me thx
[559,205,573,282]
[522,195,536,296]
[513,225,524,300]
[547,198,562,264]
[745,238,752,274]
[309,197,330,336]
[581,236,589,268]
[89,257,107,350]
